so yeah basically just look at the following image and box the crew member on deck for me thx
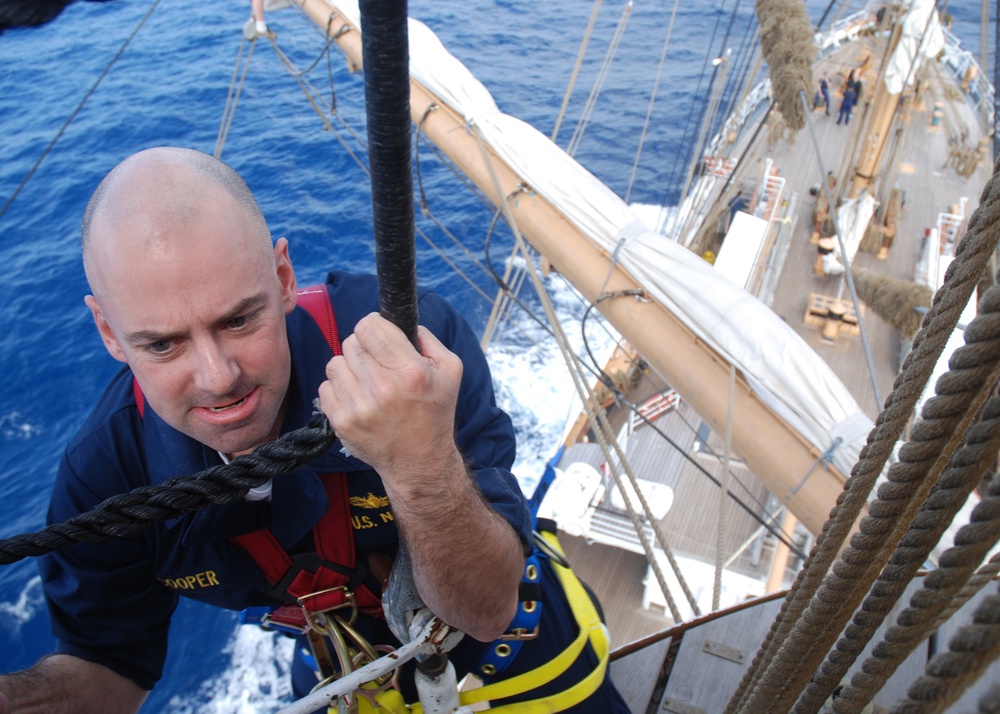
[0,148,628,713]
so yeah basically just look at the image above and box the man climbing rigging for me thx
[0,147,627,713]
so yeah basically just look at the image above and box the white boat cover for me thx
[884,0,946,95]
[329,0,874,478]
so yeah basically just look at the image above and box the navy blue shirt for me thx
[40,272,532,690]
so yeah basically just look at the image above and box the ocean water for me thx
[0,0,985,710]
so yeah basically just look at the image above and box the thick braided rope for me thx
[729,156,1000,714]
[932,553,1000,631]
[0,411,336,564]
[798,295,1000,713]
[777,297,1000,714]
[977,682,1000,712]
[832,466,1000,712]
[887,587,1000,714]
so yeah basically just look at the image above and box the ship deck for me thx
[554,30,995,710]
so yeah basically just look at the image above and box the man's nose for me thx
[193,339,240,395]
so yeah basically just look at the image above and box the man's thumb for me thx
[0,691,10,714]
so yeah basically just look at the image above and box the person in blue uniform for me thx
[0,147,627,713]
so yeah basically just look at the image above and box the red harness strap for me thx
[230,285,383,618]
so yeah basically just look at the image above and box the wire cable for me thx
[0,0,163,222]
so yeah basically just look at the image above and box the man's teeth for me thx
[209,397,247,413]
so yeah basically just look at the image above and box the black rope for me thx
[360,0,419,347]
[662,0,730,206]
[0,0,80,32]
[0,411,335,565]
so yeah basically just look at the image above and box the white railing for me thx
[940,28,995,129]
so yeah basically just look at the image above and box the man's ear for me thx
[84,295,128,363]
[274,237,298,314]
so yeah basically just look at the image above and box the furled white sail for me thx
[330,0,873,478]
[884,0,946,95]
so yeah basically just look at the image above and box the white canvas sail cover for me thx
[884,0,946,95]
[328,0,873,477]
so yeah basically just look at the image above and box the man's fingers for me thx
[352,313,420,368]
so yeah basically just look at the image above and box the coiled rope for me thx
[726,154,1000,713]
[0,411,335,564]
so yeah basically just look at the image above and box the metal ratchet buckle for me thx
[298,586,359,632]
[499,624,540,641]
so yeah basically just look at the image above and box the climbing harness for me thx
[238,285,388,711]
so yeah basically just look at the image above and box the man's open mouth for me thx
[209,396,247,413]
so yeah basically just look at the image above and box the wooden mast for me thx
[850,20,904,197]
[296,0,851,536]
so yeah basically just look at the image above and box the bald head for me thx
[82,147,272,298]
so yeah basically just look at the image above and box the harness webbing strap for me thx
[440,530,609,713]
[297,284,343,357]
[232,284,381,616]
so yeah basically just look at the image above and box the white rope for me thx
[713,364,736,611]
[566,1,633,157]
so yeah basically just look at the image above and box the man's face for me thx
[85,185,297,457]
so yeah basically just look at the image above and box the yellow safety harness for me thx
[349,529,609,713]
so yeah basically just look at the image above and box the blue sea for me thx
[0,0,985,710]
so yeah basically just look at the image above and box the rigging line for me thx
[552,0,604,144]
[413,117,495,279]
[716,6,760,133]
[0,0,164,223]
[661,0,731,213]
[624,0,682,203]
[268,33,367,150]
[417,135,497,214]
[575,279,791,522]
[674,53,731,243]
[282,15,339,77]
[481,208,559,343]
[618,378,809,560]
[578,297,807,559]
[271,43,370,175]
[215,38,257,159]
[671,407,790,518]
[473,127,700,618]
[413,224,495,307]
[814,0,840,32]
[566,0,633,158]
[800,91,885,410]
[712,365,736,612]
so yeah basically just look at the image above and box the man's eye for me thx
[146,340,172,354]
[228,315,249,329]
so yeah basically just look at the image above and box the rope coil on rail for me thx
[727,155,1000,713]
[0,411,335,564]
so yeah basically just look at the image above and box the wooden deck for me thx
[552,29,995,714]
[735,38,990,420]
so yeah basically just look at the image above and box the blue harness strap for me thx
[475,447,567,680]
